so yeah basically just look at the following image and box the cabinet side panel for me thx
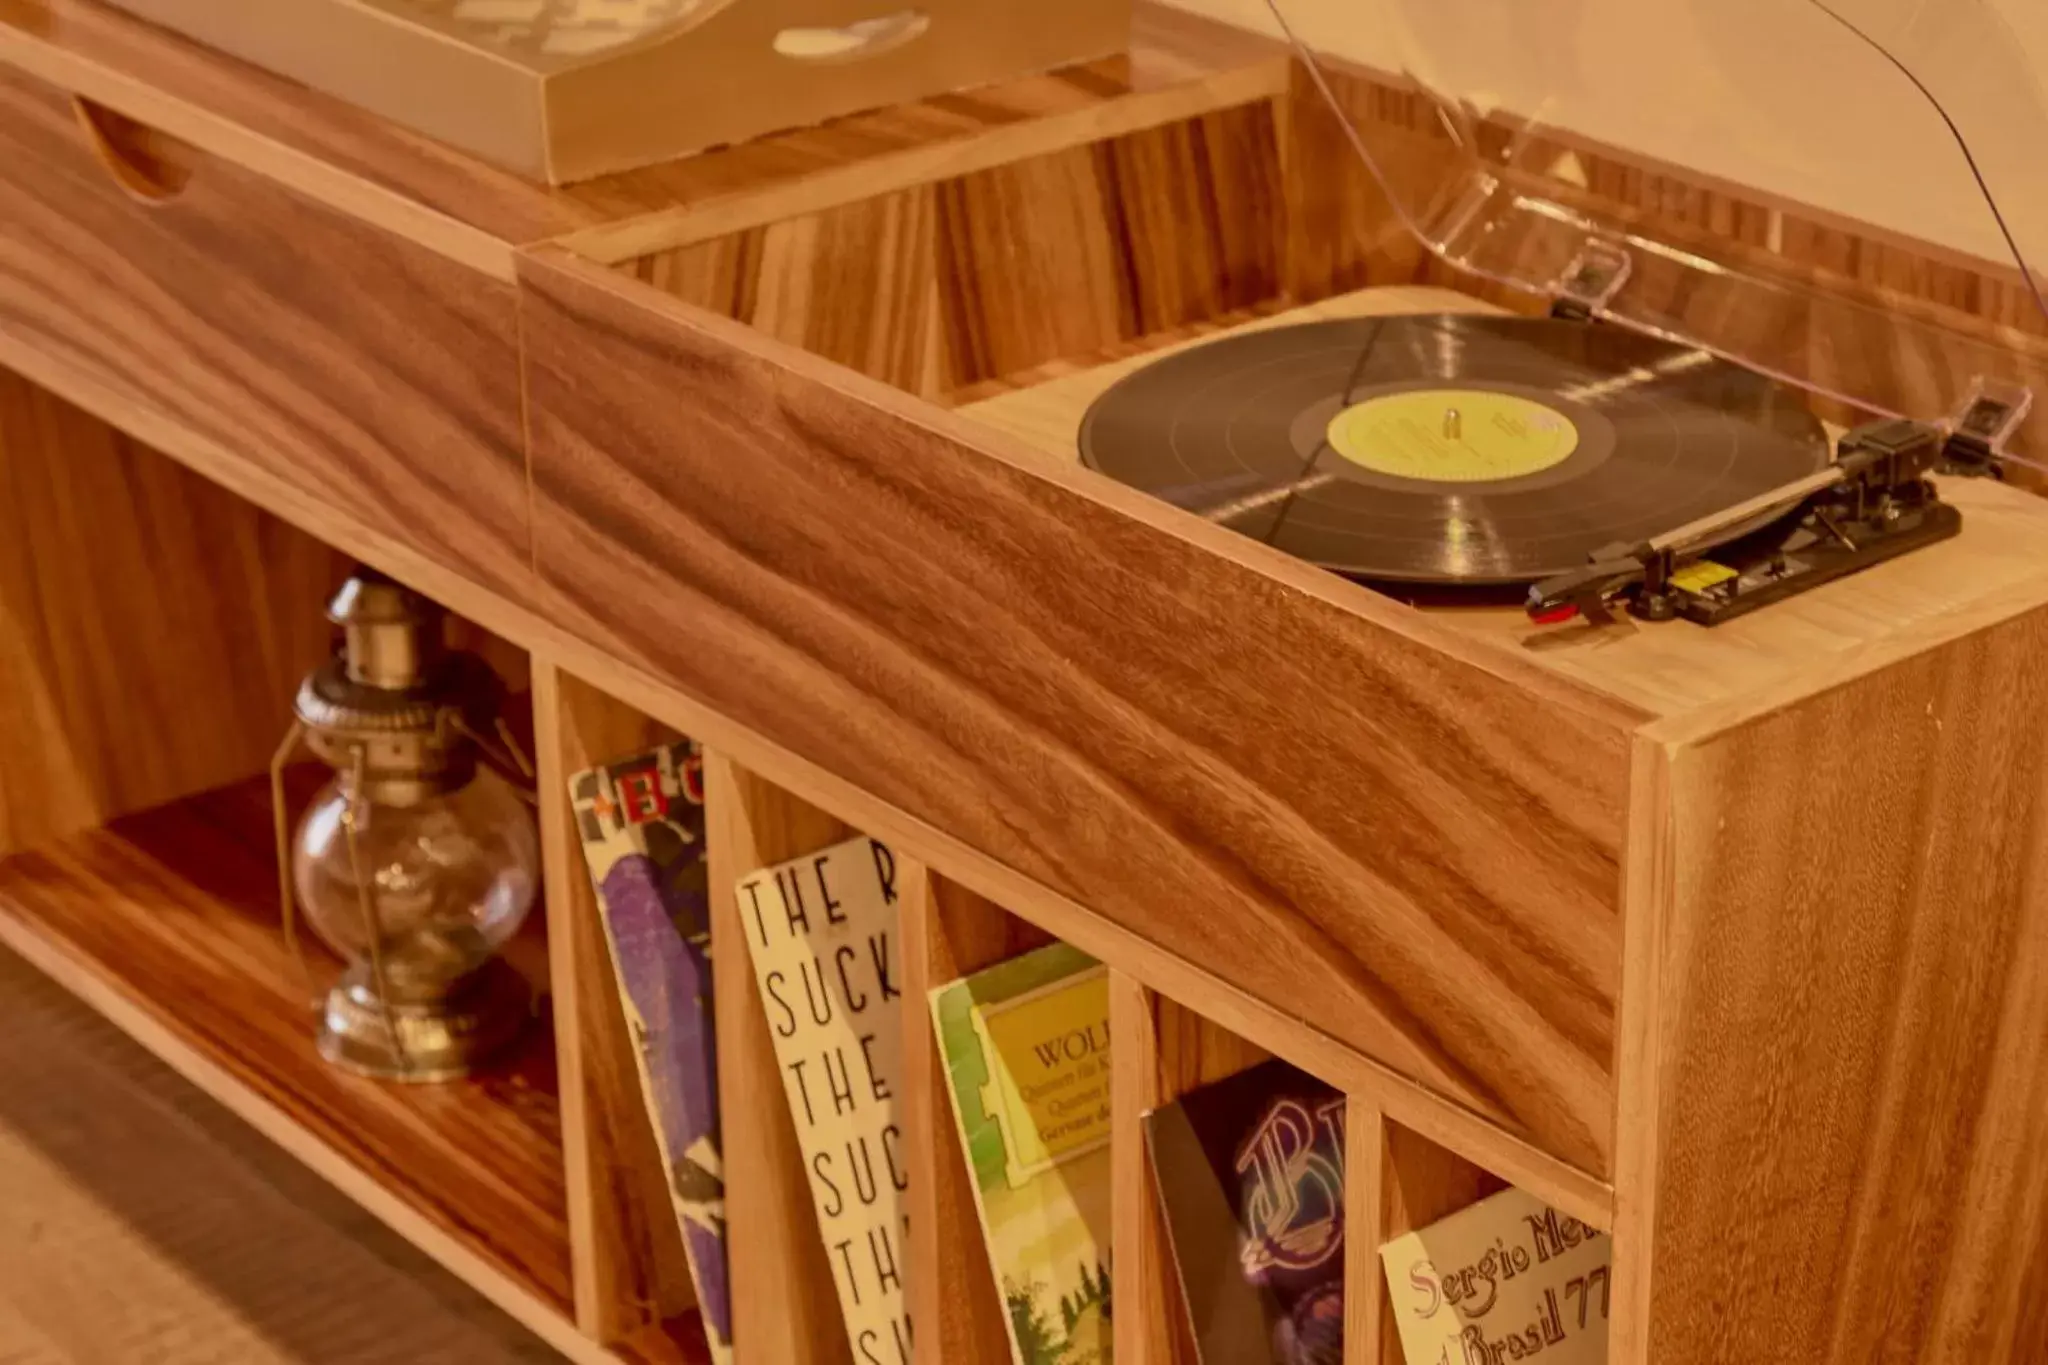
[1620,605,2048,1365]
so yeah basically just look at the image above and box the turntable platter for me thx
[1076,315,1831,583]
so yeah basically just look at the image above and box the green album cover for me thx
[932,942,1114,1365]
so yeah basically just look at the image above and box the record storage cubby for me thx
[0,375,705,1364]
[7,3,2048,1363]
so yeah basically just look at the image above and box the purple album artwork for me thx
[573,744,732,1359]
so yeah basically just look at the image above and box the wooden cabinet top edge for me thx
[1638,575,2048,750]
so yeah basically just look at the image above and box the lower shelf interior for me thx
[615,1316,719,1364]
[0,771,575,1317]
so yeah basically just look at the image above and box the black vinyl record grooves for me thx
[1077,315,1832,583]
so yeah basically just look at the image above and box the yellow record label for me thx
[1670,560,1738,593]
[1327,389,1579,483]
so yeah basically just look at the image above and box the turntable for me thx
[968,0,2048,716]
[971,285,2048,715]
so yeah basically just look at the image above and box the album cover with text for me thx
[1144,1058,1346,1365]
[932,942,1113,1365]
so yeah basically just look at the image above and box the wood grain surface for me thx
[1109,974,1269,1365]
[628,187,944,397]
[0,773,573,1314]
[898,872,1053,1365]
[521,245,1636,1174]
[1615,601,2048,1365]
[533,664,704,1343]
[609,1317,718,1365]
[0,370,346,853]
[701,755,856,1365]
[1275,75,1434,305]
[0,62,533,597]
[930,103,1279,391]
[623,100,1283,400]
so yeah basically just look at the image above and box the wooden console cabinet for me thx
[1,2,2044,1363]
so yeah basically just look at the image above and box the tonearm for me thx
[1526,385,2033,627]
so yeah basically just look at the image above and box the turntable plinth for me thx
[969,285,2048,720]
[966,284,2048,1365]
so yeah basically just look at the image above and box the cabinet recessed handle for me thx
[72,98,192,204]
[772,10,929,63]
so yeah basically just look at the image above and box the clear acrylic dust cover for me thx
[1256,0,2048,461]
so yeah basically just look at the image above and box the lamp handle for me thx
[269,721,322,1008]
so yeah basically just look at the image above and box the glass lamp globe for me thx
[291,766,538,1006]
[275,568,539,1082]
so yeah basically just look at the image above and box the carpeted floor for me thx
[0,947,564,1364]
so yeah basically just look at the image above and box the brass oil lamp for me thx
[271,568,539,1081]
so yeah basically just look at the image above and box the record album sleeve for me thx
[1143,1058,1347,1365]
[569,741,731,1362]
[930,942,1114,1365]
[733,835,913,1364]
[1379,1186,1612,1365]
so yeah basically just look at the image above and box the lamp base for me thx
[317,957,532,1082]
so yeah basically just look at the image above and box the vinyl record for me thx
[1077,314,1831,583]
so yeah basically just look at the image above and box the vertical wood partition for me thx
[703,754,856,1365]
[533,664,701,1341]
[1109,974,1270,1365]
[898,873,1053,1364]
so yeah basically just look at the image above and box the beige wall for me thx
[1166,0,2048,278]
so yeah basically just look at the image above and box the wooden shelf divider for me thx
[703,753,857,1365]
[1344,1104,1511,1365]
